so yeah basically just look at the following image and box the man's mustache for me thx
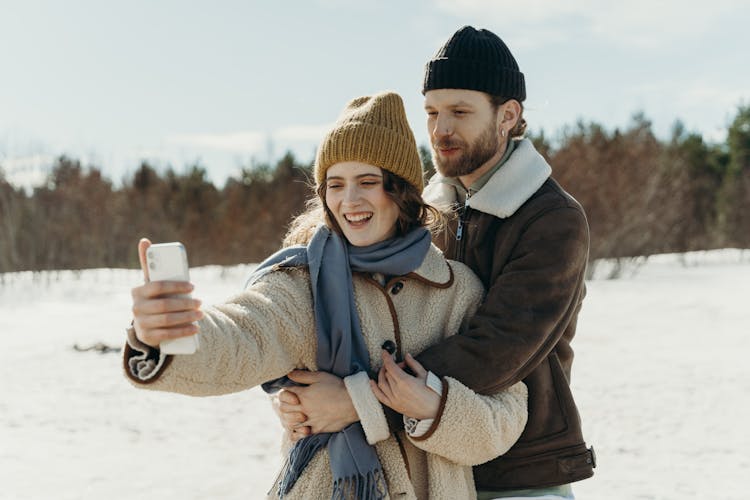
[433,139,465,150]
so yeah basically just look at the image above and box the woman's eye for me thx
[327,183,343,190]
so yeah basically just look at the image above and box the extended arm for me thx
[123,268,316,397]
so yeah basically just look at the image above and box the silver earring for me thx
[501,129,506,137]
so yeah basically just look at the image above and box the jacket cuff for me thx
[408,378,528,465]
[343,371,390,445]
[123,325,172,383]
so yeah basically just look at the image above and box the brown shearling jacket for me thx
[416,139,596,491]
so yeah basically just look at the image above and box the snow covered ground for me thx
[1,250,748,500]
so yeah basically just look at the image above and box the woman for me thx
[124,91,528,499]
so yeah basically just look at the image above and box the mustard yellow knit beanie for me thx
[315,91,424,192]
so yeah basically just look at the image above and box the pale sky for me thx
[2,0,749,188]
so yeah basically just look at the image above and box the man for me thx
[277,26,595,498]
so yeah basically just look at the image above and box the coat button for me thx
[381,340,396,354]
[390,282,404,295]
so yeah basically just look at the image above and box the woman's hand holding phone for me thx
[131,238,204,352]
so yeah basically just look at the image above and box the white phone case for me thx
[145,242,200,355]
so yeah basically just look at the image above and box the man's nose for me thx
[432,114,453,139]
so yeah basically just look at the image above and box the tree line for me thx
[1,106,749,274]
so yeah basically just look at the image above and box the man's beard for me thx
[432,121,500,178]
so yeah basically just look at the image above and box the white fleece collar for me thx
[422,138,552,219]
[409,244,452,285]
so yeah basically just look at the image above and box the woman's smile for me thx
[344,211,373,225]
[325,162,400,247]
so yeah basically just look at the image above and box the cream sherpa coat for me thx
[124,244,528,499]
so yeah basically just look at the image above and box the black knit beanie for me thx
[422,26,526,101]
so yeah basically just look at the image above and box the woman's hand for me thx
[370,350,440,420]
[277,370,359,438]
[131,238,204,348]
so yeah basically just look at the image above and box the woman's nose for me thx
[342,185,361,204]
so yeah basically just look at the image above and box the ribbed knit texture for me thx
[422,25,526,101]
[315,91,424,192]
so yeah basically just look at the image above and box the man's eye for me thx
[426,111,437,117]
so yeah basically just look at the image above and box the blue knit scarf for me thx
[247,225,431,499]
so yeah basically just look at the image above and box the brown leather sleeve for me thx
[414,205,589,395]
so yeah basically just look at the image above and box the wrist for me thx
[411,371,443,419]
[126,322,158,352]
[406,374,449,441]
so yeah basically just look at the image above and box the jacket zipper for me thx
[455,195,470,262]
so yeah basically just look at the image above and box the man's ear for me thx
[498,99,522,134]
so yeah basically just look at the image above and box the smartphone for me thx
[145,242,200,355]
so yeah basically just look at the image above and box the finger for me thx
[136,310,204,330]
[297,425,311,437]
[369,379,390,405]
[138,238,152,282]
[381,349,398,371]
[133,297,202,315]
[137,280,195,299]
[132,281,194,301]
[278,400,305,415]
[290,429,302,442]
[136,323,199,347]
[278,389,301,406]
[291,426,311,442]
[404,353,427,378]
[279,404,305,420]
[287,370,320,385]
[377,366,395,401]
[381,350,406,381]
[149,324,200,342]
[383,368,402,392]
[280,411,307,426]
[150,280,195,298]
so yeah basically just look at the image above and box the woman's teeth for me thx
[345,213,373,223]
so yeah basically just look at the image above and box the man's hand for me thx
[370,351,440,420]
[276,370,359,441]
